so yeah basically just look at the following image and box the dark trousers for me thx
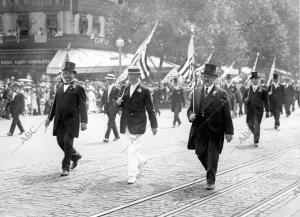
[173,110,181,126]
[247,116,260,142]
[272,108,281,127]
[9,113,24,134]
[104,112,119,139]
[285,103,291,116]
[56,122,80,171]
[195,134,220,185]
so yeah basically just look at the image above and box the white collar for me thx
[252,84,259,91]
[204,83,215,94]
[130,82,139,89]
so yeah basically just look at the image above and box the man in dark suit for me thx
[187,64,233,190]
[116,66,158,184]
[100,74,120,143]
[45,61,88,176]
[284,79,294,117]
[243,72,270,145]
[170,78,185,127]
[152,82,162,116]
[7,82,25,136]
[268,73,284,129]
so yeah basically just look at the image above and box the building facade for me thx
[0,0,118,81]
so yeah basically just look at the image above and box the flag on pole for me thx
[195,53,213,73]
[177,25,195,81]
[267,57,276,86]
[116,22,158,83]
[252,52,259,71]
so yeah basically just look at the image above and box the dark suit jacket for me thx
[10,93,25,115]
[48,83,88,138]
[243,85,269,124]
[268,84,285,113]
[170,86,185,112]
[152,88,162,106]
[119,83,157,134]
[187,85,234,151]
[284,84,294,104]
[101,85,120,114]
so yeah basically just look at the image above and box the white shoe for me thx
[127,176,136,184]
[138,160,147,176]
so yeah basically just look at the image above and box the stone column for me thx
[74,13,80,34]
[58,11,64,33]
[99,16,105,37]
[86,14,93,36]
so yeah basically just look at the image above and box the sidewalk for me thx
[270,194,300,217]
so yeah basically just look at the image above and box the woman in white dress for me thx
[88,86,98,113]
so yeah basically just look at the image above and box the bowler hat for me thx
[128,66,141,75]
[105,73,116,80]
[201,64,217,77]
[62,61,77,74]
[273,73,278,79]
[250,71,260,79]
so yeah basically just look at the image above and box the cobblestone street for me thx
[0,108,300,217]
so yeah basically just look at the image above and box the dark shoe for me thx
[19,131,25,135]
[60,170,69,176]
[103,138,109,143]
[275,125,278,129]
[206,184,215,190]
[113,137,120,141]
[7,133,13,136]
[71,155,82,169]
[254,140,259,147]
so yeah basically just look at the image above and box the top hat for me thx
[128,66,141,75]
[201,64,217,77]
[62,61,77,73]
[273,73,278,79]
[105,73,116,80]
[250,71,260,79]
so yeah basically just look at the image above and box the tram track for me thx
[90,145,300,217]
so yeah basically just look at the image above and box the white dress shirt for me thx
[204,83,215,97]
[107,84,113,101]
[63,84,70,92]
[130,82,139,97]
[252,84,259,92]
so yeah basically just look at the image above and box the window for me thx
[92,17,100,36]
[79,16,88,35]
[46,14,58,37]
[17,14,29,36]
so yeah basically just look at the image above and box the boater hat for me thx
[62,61,77,74]
[128,66,141,75]
[105,74,116,80]
[201,64,218,77]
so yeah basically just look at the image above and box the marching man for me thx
[45,61,88,176]
[116,66,158,184]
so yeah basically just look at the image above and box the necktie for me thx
[205,87,209,96]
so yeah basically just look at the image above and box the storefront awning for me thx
[46,48,177,74]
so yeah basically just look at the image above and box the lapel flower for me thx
[212,90,217,96]
[137,87,142,93]
[69,81,76,90]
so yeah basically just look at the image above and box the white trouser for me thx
[125,127,145,177]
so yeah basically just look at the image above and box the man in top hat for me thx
[100,73,120,142]
[170,77,185,127]
[283,78,294,117]
[7,82,25,136]
[45,61,87,176]
[187,63,233,190]
[268,73,285,129]
[116,66,158,184]
[243,72,270,146]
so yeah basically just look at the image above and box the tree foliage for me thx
[107,0,299,78]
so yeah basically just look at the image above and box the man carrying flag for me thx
[116,66,158,184]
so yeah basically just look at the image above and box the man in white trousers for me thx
[117,66,158,184]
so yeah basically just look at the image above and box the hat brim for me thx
[201,72,218,77]
[62,70,77,74]
[128,72,141,75]
[250,76,260,79]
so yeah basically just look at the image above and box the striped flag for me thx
[177,25,194,81]
[267,57,276,86]
[116,23,158,83]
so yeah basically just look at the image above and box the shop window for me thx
[79,16,88,35]
[46,14,58,37]
[90,17,100,38]
[17,14,29,37]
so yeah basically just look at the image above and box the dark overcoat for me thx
[48,83,88,138]
[101,85,120,114]
[10,93,25,115]
[170,87,185,112]
[187,85,234,152]
[243,85,269,124]
[119,83,157,135]
[268,84,284,113]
